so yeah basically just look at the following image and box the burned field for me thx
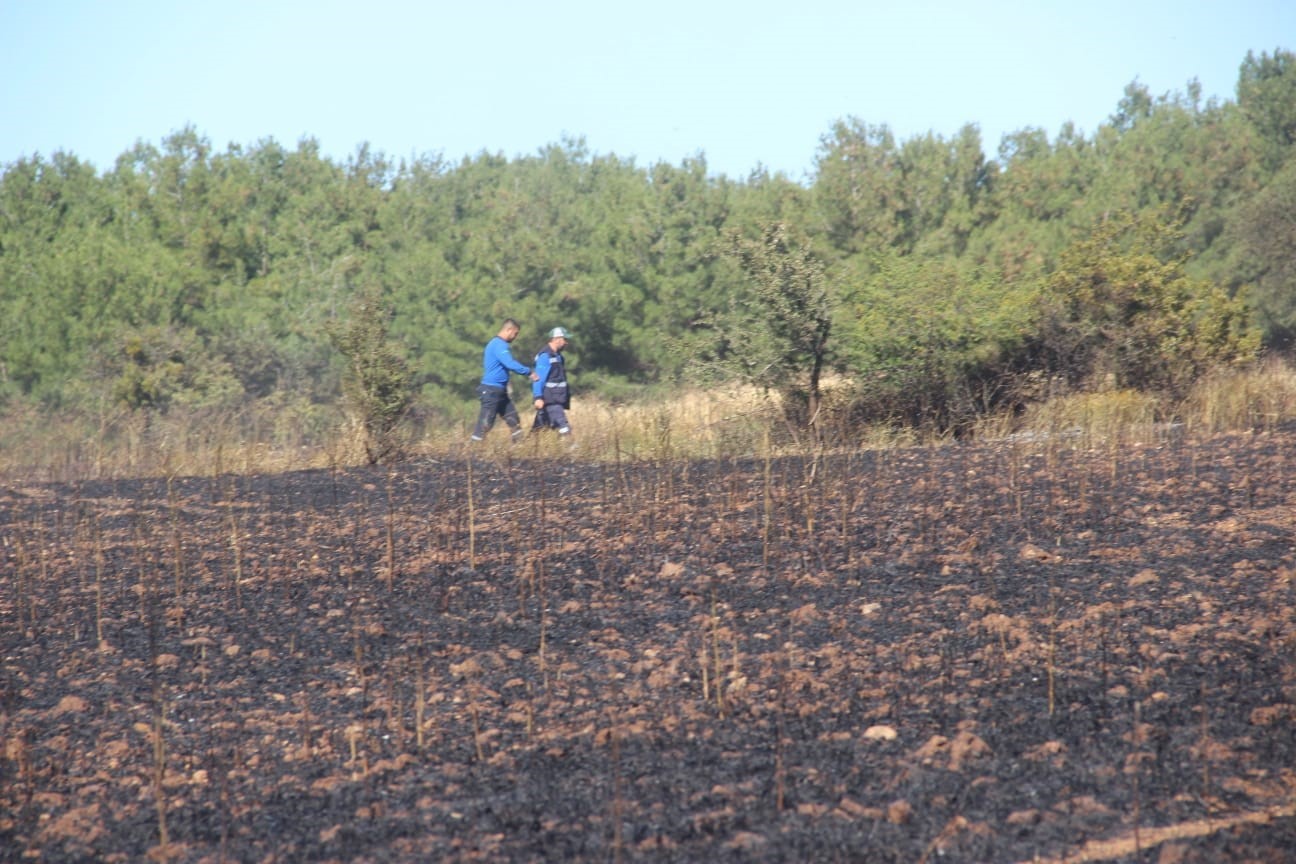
[3,428,1296,863]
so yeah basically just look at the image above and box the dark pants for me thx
[532,403,570,434]
[472,385,520,439]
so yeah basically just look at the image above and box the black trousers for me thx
[532,403,570,433]
[472,384,520,438]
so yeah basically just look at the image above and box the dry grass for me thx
[1012,356,1296,449]
[1181,356,1296,435]
[570,386,781,460]
[5,360,1296,481]
[1016,389,1163,448]
[0,401,340,483]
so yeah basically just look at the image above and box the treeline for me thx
[2,49,1293,443]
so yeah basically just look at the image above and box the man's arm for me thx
[532,353,552,399]
[488,340,531,377]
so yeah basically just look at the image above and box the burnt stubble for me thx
[4,426,1295,862]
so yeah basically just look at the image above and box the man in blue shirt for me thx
[471,318,537,442]
[531,326,572,436]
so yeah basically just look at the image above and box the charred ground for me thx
[3,427,1296,862]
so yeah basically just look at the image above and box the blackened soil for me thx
[3,427,1295,862]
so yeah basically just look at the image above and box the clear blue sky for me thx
[2,0,1291,181]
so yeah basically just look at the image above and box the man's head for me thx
[547,326,571,349]
[500,318,521,342]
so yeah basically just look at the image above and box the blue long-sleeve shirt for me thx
[480,336,530,387]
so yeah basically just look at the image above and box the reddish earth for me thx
[3,427,1296,862]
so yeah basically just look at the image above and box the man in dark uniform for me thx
[531,326,572,436]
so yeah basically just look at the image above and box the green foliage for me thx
[812,119,906,257]
[328,288,414,464]
[708,222,835,430]
[0,47,1290,449]
[1041,209,1260,399]
[0,152,109,401]
[1228,157,1296,348]
[835,253,1039,434]
[813,119,994,260]
[1237,48,1296,171]
[105,325,243,412]
[1086,82,1263,265]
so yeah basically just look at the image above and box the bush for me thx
[328,289,415,465]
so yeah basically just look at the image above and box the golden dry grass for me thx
[1181,356,1296,435]
[4,359,1296,481]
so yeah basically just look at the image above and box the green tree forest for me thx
[2,49,1293,454]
